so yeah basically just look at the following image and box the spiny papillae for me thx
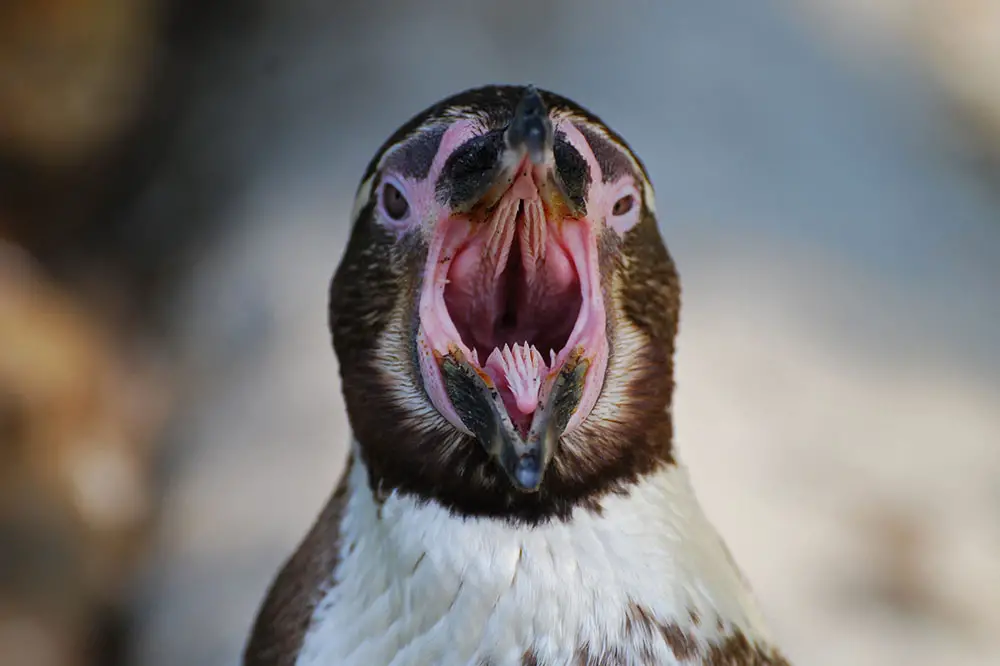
[243,85,792,666]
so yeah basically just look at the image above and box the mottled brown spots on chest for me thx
[624,601,698,661]
[623,601,791,665]
[658,623,700,661]
[704,631,791,666]
[575,643,630,665]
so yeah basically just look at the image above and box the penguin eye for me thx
[607,185,641,235]
[381,182,410,221]
[611,194,634,216]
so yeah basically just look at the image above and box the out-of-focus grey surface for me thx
[131,1,1000,665]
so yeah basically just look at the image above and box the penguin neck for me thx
[294,445,781,665]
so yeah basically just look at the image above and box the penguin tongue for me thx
[483,343,551,434]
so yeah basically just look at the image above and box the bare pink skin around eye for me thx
[554,120,642,236]
[376,121,481,234]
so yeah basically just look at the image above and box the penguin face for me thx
[329,85,680,523]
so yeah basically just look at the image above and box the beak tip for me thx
[512,452,544,492]
[507,86,553,165]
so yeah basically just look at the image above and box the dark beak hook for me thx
[505,85,553,165]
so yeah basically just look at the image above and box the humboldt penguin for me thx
[243,85,791,666]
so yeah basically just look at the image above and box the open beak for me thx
[418,87,607,492]
[440,345,588,492]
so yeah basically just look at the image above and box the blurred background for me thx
[0,1,998,665]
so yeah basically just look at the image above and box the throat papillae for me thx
[445,201,582,433]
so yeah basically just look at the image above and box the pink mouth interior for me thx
[444,208,582,432]
[417,166,608,439]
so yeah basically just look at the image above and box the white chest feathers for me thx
[295,455,775,666]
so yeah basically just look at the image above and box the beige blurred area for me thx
[0,1,998,666]
[790,0,1000,155]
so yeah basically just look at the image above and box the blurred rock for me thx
[0,0,277,332]
[837,506,979,634]
[0,0,187,316]
[791,0,1000,161]
[914,0,1000,155]
[0,614,85,666]
[0,0,156,170]
[0,242,171,666]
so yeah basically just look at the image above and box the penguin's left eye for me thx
[606,182,641,235]
[612,194,634,216]
[381,182,410,221]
